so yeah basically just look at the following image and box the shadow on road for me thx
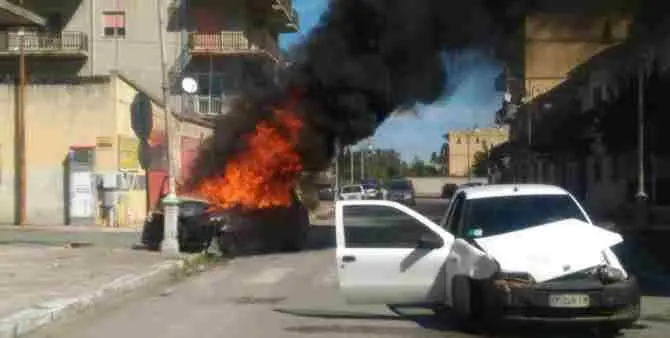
[612,234,670,297]
[275,306,636,338]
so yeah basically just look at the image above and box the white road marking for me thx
[246,267,294,285]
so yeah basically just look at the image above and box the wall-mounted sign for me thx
[118,136,140,170]
[96,136,113,148]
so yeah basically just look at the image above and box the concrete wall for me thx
[408,176,488,197]
[0,79,116,224]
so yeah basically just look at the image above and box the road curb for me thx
[0,253,205,338]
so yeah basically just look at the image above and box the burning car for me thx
[334,184,639,334]
[138,190,310,255]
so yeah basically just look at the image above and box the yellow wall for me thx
[448,127,509,177]
[0,74,212,226]
[0,80,116,224]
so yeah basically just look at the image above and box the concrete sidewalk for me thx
[0,226,207,338]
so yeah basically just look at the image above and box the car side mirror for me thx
[417,234,443,249]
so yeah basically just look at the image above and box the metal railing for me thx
[188,30,280,61]
[0,31,88,54]
[182,94,241,116]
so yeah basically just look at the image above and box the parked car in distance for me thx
[340,184,365,200]
[318,186,335,201]
[334,184,639,334]
[441,183,459,199]
[361,178,383,199]
[384,179,416,206]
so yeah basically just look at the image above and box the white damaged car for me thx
[334,184,640,333]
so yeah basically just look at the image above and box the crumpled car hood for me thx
[474,219,624,283]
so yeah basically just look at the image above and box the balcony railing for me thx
[182,94,241,116]
[188,30,280,62]
[0,31,88,57]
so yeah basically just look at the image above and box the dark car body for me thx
[140,191,310,255]
[214,191,310,255]
[384,179,416,205]
[139,196,218,252]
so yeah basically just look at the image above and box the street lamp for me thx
[156,0,184,257]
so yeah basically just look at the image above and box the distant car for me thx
[318,186,335,200]
[460,181,485,188]
[441,183,459,199]
[384,179,416,206]
[361,179,383,199]
[138,195,219,253]
[340,185,365,200]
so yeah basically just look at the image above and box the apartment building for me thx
[0,0,297,112]
[447,127,509,177]
[0,0,298,225]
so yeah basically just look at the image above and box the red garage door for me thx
[180,136,201,183]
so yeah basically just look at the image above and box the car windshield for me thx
[387,181,411,190]
[342,186,361,193]
[462,194,588,238]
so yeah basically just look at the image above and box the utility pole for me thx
[16,28,26,226]
[349,146,354,184]
[334,138,341,202]
[156,0,180,257]
[360,147,365,181]
[635,63,648,230]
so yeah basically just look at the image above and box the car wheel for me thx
[217,231,241,257]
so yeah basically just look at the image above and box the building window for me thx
[103,11,126,38]
[456,138,462,144]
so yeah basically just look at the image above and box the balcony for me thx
[181,94,240,117]
[0,31,88,58]
[188,30,280,62]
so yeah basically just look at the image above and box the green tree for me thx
[470,141,490,177]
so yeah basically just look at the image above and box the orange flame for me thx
[193,104,304,210]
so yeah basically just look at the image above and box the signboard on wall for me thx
[118,136,140,170]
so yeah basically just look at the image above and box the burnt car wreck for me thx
[138,191,310,256]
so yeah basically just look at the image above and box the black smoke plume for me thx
[186,0,666,192]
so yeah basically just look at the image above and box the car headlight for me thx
[404,193,412,199]
[598,266,625,283]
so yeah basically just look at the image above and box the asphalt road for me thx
[25,199,670,338]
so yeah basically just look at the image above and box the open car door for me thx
[335,200,456,305]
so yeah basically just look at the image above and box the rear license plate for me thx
[548,294,590,308]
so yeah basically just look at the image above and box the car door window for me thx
[342,205,443,248]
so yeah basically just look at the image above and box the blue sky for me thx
[279,0,503,162]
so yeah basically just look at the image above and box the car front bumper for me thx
[484,276,641,325]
